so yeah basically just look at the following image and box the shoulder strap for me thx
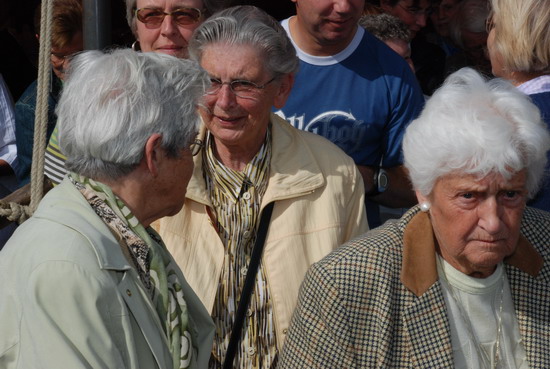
[222,201,275,369]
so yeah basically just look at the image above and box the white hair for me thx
[57,48,208,180]
[189,5,299,77]
[403,67,550,197]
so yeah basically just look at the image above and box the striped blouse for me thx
[204,130,277,369]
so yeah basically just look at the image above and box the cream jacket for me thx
[0,179,214,369]
[157,114,368,349]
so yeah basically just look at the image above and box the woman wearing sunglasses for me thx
[42,0,222,186]
[125,0,221,59]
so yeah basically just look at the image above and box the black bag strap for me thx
[222,201,275,369]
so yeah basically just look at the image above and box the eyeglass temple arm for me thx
[194,120,207,148]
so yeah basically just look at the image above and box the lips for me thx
[158,44,182,50]
[215,115,242,124]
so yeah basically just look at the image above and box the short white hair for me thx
[403,67,550,197]
[57,49,208,180]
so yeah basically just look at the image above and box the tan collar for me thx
[401,211,544,297]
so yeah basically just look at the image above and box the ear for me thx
[143,133,163,177]
[273,73,295,109]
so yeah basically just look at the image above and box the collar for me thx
[516,75,550,95]
[203,127,271,202]
[281,17,364,66]
[401,209,543,297]
[33,178,134,271]
[186,113,325,208]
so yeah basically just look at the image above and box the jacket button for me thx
[126,289,132,296]
[283,328,288,334]
[247,347,256,356]
[242,192,251,200]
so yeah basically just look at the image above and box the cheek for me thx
[431,207,477,249]
[177,25,198,43]
[136,27,157,51]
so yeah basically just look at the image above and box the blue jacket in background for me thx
[14,74,60,186]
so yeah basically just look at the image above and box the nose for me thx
[417,13,427,28]
[160,14,178,36]
[215,84,238,110]
[333,0,352,13]
[478,197,502,235]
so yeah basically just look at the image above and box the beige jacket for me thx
[156,114,368,349]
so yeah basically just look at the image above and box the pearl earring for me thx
[420,202,431,212]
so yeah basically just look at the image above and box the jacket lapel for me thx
[402,285,454,368]
[400,211,454,367]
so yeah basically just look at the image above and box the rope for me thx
[0,203,30,224]
[0,0,53,224]
[29,0,54,212]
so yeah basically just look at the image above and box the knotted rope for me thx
[0,0,52,223]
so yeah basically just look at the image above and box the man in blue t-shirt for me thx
[276,0,424,227]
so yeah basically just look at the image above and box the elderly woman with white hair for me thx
[0,49,214,369]
[279,68,550,368]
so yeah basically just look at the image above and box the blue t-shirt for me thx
[277,20,424,226]
[528,91,550,211]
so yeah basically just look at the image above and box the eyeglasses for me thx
[189,124,206,156]
[397,2,433,17]
[190,139,203,156]
[205,77,277,99]
[135,7,203,28]
[50,51,77,65]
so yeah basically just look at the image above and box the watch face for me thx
[378,170,388,192]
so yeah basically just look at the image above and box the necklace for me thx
[438,261,505,369]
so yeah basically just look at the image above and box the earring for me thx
[132,40,141,52]
[420,202,431,212]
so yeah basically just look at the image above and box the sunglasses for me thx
[135,7,203,28]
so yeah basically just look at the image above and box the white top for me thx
[437,256,529,369]
[0,74,17,170]
[281,17,364,66]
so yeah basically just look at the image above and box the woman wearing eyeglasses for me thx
[125,0,221,59]
[154,6,368,368]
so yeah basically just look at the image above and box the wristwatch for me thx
[367,167,389,196]
[377,168,389,193]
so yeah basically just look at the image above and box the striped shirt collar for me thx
[203,128,271,202]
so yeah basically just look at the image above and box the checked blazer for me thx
[278,206,550,368]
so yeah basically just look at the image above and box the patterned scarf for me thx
[69,173,193,369]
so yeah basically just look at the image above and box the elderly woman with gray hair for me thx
[154,5,368,369]
[280,68,550,368]
[0,49,214,369]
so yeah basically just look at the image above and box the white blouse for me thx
[437,256,529,369]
